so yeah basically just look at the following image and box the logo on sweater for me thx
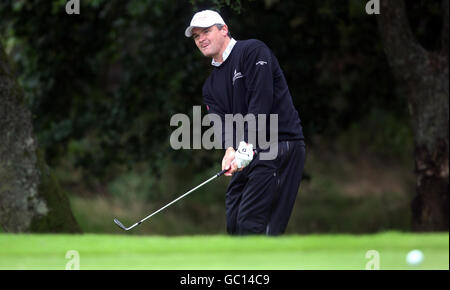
[232,69,243,85]
[256,60,267,66]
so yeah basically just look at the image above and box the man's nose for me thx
[198,33,207,42]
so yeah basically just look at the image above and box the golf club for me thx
[114,168,229,231]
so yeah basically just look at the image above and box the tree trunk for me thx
[377,0,449,231]
[0,42,81,233]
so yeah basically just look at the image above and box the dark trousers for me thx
[225,140,306,235]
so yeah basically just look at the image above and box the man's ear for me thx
[221,25,229,36]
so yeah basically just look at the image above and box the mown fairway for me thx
[0,232,447,270]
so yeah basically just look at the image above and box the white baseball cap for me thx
[185,10,226,37]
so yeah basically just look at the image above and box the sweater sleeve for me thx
[242,43,274,148]
[203,92,234,150]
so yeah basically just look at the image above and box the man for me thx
[185,10,306,235]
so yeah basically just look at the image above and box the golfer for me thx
[185,10,306,235]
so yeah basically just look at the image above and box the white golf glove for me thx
[234,141,254,169]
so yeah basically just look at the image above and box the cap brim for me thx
[185,26,194,37]
[185,24,218,37]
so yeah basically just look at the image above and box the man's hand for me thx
[222,147,237,176]
[235,141,254,169]
[221,142,254,176]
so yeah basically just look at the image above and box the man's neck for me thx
[213,37,231,63]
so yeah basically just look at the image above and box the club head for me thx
[114,218,128,231]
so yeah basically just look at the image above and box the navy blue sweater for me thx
[203,39,304,150]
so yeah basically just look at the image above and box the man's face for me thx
[192,25,228,60]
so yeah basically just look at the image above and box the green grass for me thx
[0,231,447,270]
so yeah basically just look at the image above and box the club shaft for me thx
[127,173,222,230]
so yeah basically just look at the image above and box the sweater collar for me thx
[211,38,236,67]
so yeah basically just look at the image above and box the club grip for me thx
[217,168,229,177]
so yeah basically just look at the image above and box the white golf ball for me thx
[406,249,424,266]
